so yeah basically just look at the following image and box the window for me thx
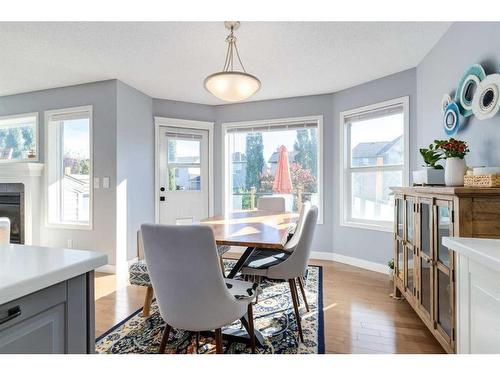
[46,106,92,228]
[340,97,409,231]
[222,116,322,222]
[166,134,201,191]
[0,113,38,162]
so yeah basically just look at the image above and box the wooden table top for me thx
[200,210,298,249]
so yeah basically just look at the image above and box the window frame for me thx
[221,115,323,224]
[0,112,39,163]
[44,105,93,230]
[339,96,409,232]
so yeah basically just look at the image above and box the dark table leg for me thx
[226,246,256,279]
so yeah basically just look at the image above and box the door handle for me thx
[0,305,21,325]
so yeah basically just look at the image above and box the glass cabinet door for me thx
[406,245,415,296]
[417,199,433,319]
[403,197,415,299]
[396,240,404,282]
[435,265,454,345]
[396,197,404,239]
[406,198,415,245]
[433,200,454,347]
[436,202,453,268]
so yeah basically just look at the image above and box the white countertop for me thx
[443,237,500,273]
[0,244,107,305]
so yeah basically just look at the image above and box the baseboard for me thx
[322,252,389,275]
[97,257,139,274]
[227,248,389,275]
[96,264,116,274]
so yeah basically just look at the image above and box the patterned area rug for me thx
[96,261,324,354]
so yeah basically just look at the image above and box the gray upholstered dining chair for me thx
[141,223,261,354]
[240,204,318,343]
[256,196,286,211]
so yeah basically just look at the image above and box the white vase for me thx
[445,157,467,186]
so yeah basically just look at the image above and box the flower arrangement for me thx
[434,138,470,159]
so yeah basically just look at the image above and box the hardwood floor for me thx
[94,256,445,354]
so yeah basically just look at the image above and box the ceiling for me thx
[0,22,451,105]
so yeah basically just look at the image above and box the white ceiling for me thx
[0,22,451,105]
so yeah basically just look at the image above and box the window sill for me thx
[340,220,393,233]
[45,222,93,231]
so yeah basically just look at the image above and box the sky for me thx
[350,113,403,149]
[63,119,90,159]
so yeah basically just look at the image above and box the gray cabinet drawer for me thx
[0,304,65,353]
[0,282,66,332]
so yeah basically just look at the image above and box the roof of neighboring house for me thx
[352,135,402,159]
[172,156,199,163]
[232,152,246,162]
[64,174,89,193]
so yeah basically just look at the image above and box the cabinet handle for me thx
[0,305,21,325]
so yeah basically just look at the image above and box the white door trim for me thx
[154,117,214,223]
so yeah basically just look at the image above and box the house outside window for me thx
[340,97,409,232]
[0,113,38,162]
[222,116,323,223]
[45,106,93,229]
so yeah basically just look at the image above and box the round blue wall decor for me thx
[443,102,462,135]
[454,64,486,117]
[441,93,452,115]
[471,73,500,120]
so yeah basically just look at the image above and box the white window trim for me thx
[44,105,93,230]
[0,112,39,163]
[339,96,409,233]
[221,115,324,224]
[154,117,215,223]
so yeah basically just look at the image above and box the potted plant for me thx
[387,258,394,281]
[413,142,445,185]
[435,138,470,186]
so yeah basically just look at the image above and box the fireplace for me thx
[0,183,24,244]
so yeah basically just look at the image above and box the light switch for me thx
[94,177,100,189]
[103,176,110,189]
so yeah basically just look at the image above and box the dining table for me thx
[199,209,298,346]
[200,210,298,277]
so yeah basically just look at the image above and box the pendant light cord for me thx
[222,26,247,73]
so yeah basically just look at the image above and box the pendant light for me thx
[204,21,261,102]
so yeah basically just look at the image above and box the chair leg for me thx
[214,328,223,354]
[142,285,154,317]
[159,324,172,354]
[297,276,310,312]
[288,279,304,343]
[196,332,200,354]
[219,256,226,277]
[247,303,256,353]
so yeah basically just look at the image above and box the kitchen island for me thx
[0,244,107,354]
[443,237,500,354]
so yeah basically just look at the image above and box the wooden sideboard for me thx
[390,186,500,353]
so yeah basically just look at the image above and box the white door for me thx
[158,127,209,224]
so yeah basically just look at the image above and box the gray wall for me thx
[153,99,215,123]
[332,69,417,264]
[417,22,500,167]
[0,80,118,263]
[116,81,154,260]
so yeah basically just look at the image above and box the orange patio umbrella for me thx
[272,145,293,194]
